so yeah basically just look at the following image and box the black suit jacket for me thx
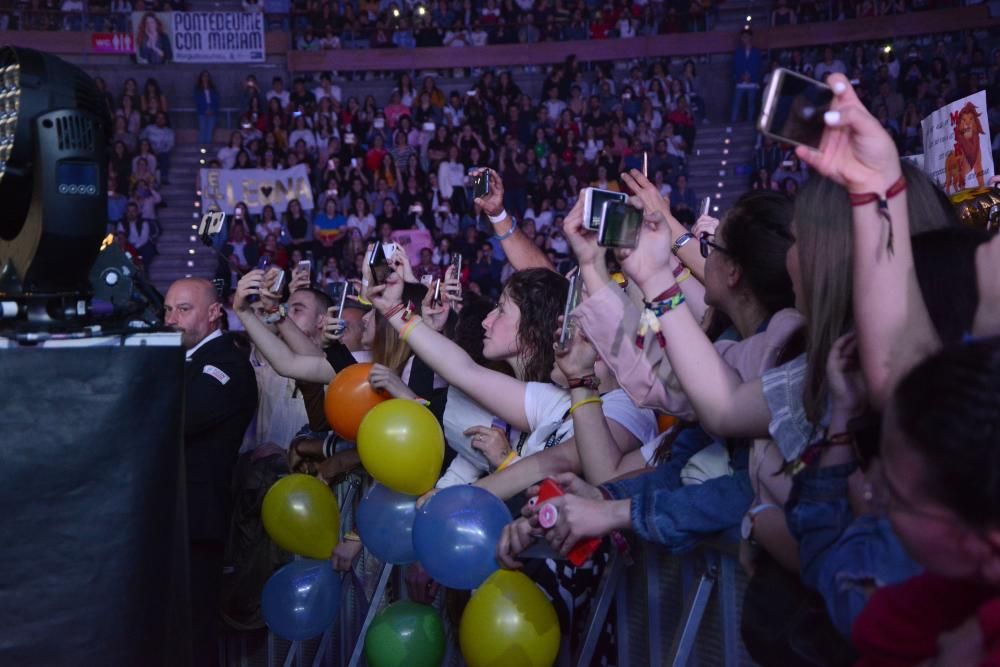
[184,332,258,543]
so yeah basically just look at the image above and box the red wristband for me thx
[847,174,907,207]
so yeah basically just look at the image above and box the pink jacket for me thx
[575,281,804,420]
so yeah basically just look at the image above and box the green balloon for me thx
[364,601,446,667]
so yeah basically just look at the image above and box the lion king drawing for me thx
[945,101,986,193]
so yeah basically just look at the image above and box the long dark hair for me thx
[718,190,796,316]
[794,162,954,423]
[894,337,1000,528]
[502,268,568,382]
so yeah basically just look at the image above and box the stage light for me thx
[883,45,892,54]
[392,7,400,16]
[746,15,752,21]
[417,5,426,15]
[0,47,111,308]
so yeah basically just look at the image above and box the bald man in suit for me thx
[165,278,257,666]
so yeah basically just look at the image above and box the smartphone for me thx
[473,170,491,199]
[296,259,312,282]
[758,68,834,149]
[420,274,434,286]
[271,270,286,294]
[327,158,336,170]
[582,187,628,231]
[368,241,392,285]
[699,196,712,218]
[535,479,601,567]
[642,151,648,178]
[431,278,442,307]
[452,252,463,277]
[351,157,359,168]
[256,255,271,271]
[598,200,643,248]
[558,272,582,349]
[327,280,349,318]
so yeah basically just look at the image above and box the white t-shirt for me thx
[437,383,656,487]
[518,383,657,460]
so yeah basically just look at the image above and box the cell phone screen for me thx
[761,69,833,149]
[452,253,463,277]
[598,201,642,248]
[431,278,442,307]
[586,188,628,231]
[559,273,582,349]
[473,171,490,199]
[368,242,391,285]
[700,196,712,218]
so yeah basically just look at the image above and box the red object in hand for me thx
[535,478,602,567]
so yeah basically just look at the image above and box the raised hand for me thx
[794,73,902,195]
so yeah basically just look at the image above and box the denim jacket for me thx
[786,462,921,637]
[603,426,752,553]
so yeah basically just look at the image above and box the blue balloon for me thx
[357,483,419,564]
[262,559,341,641]
[412,485,513,590]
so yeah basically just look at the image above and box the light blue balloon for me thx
[262,559,341,641]
[412,485,512,590]
[356,483,419,564]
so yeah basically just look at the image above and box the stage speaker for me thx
[0,342,190,666]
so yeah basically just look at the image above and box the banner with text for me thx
[200,165,314,216]
[921,90,994,195]
[131,11,265,64]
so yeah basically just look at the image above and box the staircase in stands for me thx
[148,143,217,293]
[685,121,758,219]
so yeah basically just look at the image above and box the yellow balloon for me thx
[357,399,444,495]
[459,570,561,667]
[261,474,340,559]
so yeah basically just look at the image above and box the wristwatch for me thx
[671,232,695,256]
[741,503,779,542]
[264,302,288,324]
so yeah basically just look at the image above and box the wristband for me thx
[400,317,422,344]
[493,215,518,241]
[568,396,603,415]
[323,432,337,459]
[487,209,509,224]
[847,173,907,256]
[495,449,517,472]
[567,374,600,390]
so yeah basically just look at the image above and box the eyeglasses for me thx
[699,232,728,258]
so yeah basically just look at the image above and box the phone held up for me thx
[758,68,834,149]
[558,272,583,350]
[472,170,491,199]
[699,196,712,218]
[327,280,350,318]
[582,187,628,232]
[368,241,395,285]
[598,200,642,248]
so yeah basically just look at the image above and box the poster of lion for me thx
[922,91,994,195]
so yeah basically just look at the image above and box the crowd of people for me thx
[101,74,176,277]
[0,0,187,32]
[732,27,1000,196]
[168,63,1000,661]
[205,57,704,300]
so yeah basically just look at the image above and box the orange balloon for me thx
[657,413,679,433]
[324,363,387,440]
